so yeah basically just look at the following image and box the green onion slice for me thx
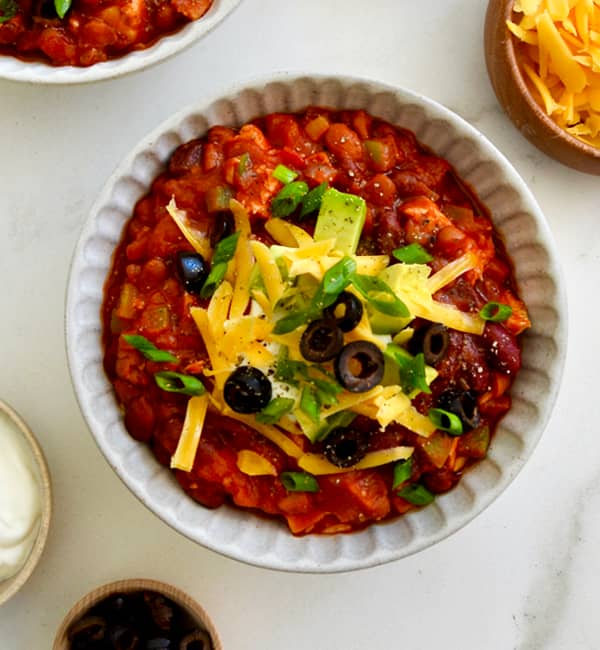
[272,164,298,184]
[200,262,228,299]
[479,301,513,322]
[429,408,464,436]
[300,384,321,424]
[397,483,435,506]
[280,471,320,493]
[384,345,431,394]
[238,152,251,176]
[321,256,357,296]
[315,410,356,442]
[256,397,295,424]
[271,181,309,218]
[392,458,413,489]
[0,0,18,22]
[212,231,240,265]
[273,309,312,335]
[351,273,409,317]
[392,243,433,264]
[274,346,306,385]
[154,371,206,396]
[123,334,178,363]
[299,182,328,219]
[54,0,71,18]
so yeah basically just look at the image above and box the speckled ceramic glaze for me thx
[65,74,567,572]
[0,0,241,84]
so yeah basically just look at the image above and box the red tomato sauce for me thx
[102,108,530,535]
[0,0,212,66]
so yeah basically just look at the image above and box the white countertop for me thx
[0,1,597,648]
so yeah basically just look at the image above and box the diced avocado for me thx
[368,306,412,335]
[313,188,366,255]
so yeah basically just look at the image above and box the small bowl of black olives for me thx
[52,578,221,650]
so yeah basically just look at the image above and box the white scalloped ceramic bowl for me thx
[65,74,567,572]
[0,0,240,84]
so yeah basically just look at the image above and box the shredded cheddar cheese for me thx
[507,0,600,146]
[170,394,209,472]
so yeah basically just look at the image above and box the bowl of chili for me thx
[0,0,241,83]
[66,74,567,572]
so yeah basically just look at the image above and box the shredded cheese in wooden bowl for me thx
[507,0,600,147]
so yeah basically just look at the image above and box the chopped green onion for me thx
[280,471,320,493]
[479,301,513,322]
[272,164,298,184]
[154,371,205,396]
[392,458,413,489]
[212,231,240,265]
[351,273,409,317]
[54,0,71,18]
[271,181,309,218]
[200,262,228,298]
[274,346,307,385]
[384,345,431,394]
[321,256,357,296]
[0,0,17,22]
[123,334,178,363]
[315,410,356,442]
[300,384,321,424]
[397,483,435,506]
[299,182,328,219]
[273,309,312,335]
[392,243,433,264]
[429,408,464,436]
[200,231,240,298]
[256,397,295,424]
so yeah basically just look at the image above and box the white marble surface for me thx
[0,0,596,648]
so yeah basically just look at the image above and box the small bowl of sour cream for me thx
[0,400,51,606]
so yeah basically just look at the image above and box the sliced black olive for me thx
[145,638,173,649]
[176,252,209,295]
[437,389,480,429]
[68,615,107,645]
[299,318,344,362]
[422,323,449,365]
[109,623,141,650]
[179,629,213,650]
[224,366,272,413]
[210,211,235,248]
[323,426,371,468]
[334,341,384,393]
[323,291,363,332]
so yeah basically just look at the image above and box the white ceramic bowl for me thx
[66,74,567,572]
[0,400,52,604]
[0,0,241,84]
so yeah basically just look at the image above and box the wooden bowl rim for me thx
[0,399,52,607]
[497,0,600,160]
[52,578,223,650]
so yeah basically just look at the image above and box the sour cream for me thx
[0,410,42,581]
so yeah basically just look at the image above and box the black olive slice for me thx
[422,323,449,365]
[179,629,213,650]
[68,615,107,645]
[437,389,480,429]
[299,318,344,362]
[334,341,384,393]
[210,211,235,248]
[224,366,272,413]
[176,252,209,295]
[323,291,363,332]
[323,426,371,468]
[109,623,141,650]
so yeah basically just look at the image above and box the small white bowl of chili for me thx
[0,0,241,83]
[66,74,567,572]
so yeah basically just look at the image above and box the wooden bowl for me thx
[53,578,223,649]
[0,400,52,606]
[484,0,600,175]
